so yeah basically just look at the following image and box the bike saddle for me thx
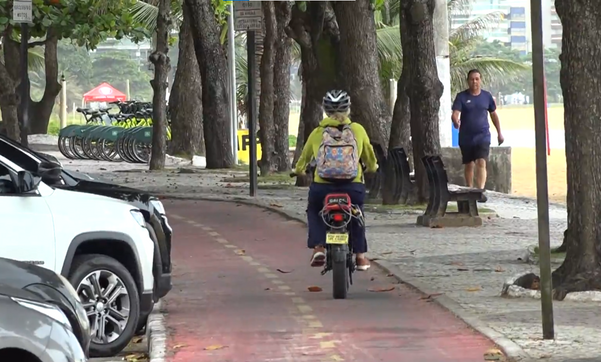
[76,107,91,113]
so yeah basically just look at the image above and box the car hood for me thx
[0,258,79,307]
[55,179,155,211]
[0,257,66,291]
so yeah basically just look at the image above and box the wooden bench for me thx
[416,155,484,227]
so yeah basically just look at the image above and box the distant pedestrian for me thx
[451,69,504,202]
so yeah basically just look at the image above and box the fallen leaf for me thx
[430,224,443,228]
[466,287,482,292]
[277,268,293,273]
[270,203,283,208]
[308,286,323,292]
[381,251,393,255]
[457,268,469,271]
[483,348,504,361]
[370,257,380,261]
[368,286,395,292]
[131,336,143,344]
[204,345,227,351]
[172,344,187,350]
[387,273,394,277]
[264,287,272,290]
[125,353,147,361]
[420,293,444,300]
[234,249,246,255]
[450,261,464,266]
[370,277,375,281]
[538,354,552,359]
[494,266,505,272]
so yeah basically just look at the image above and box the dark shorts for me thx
[460,143,490,164]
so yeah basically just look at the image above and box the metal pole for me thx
[19,23,30,147]
[60,74,67,129]
[228,5,239,164]
[529,0,554,340]
[247,30,257,197]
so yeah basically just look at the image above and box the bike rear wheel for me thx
[331,245,349,299]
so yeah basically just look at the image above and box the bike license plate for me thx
[326,233,349,245]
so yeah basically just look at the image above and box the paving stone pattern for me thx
[52,152,601,362]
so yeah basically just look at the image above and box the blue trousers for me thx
[306,182,367,253]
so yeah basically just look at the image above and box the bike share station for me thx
[57,82,168,164]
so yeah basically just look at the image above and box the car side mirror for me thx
[37,161,62,185]
[15,170,39,193]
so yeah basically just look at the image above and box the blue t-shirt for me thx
[452,90,496,146]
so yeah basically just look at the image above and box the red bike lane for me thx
[162,199,497,362]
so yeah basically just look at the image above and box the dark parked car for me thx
[0,284,88,362]
[0,257,91,356]
[0,135,172,331]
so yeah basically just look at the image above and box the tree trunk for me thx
[3,32,62,136]
[273,1,293,172]
[258,1,277,175]
[333,0,391,147]
[0,53,20,141]
[550,0,601,300]
[185,0,234,169]
[168,9,205,158]
[29,34,61,135]
[287,3,340,186]
[148,0,171,170]
[402,0,443,203]
[382,7,414,205]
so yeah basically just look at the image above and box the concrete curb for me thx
[146,300,167,362]
[159,193,531,361]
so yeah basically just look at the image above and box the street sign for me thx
[235,17,262,31]
[13,0,32,23]
[233,1,263,31]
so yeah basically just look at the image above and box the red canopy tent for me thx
[83,82,127,103]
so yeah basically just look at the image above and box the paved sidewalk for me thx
[66,162,601,362]
[163,200,496,362]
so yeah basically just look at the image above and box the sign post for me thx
[13,0,32,146]
[529,0,554,339]
[234,2,262,197]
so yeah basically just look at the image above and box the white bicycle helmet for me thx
[323,90,351,114]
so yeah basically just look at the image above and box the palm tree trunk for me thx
[148,0,171,170]
[258,1,277,175]
[273,1,293,172]
[168,6,204,157]
[185,0,233,168]
[402,0,443,203]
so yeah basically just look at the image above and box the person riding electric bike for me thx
[293,90,379,271]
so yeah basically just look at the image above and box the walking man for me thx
[451,69,504,202]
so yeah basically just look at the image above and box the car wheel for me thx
[68,254,141,358]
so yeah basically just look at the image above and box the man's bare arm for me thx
[490,111,504,145]
[452,110,461,128]
[490,111,501,134]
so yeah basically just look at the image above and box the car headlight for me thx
[150,200,166,215]
[12,297,72,330]
[130,209,147,228]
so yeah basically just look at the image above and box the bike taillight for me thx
[332,213,344,222]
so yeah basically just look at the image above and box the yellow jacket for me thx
[294,117,379,183]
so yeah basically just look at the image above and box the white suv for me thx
[0,154,154,357]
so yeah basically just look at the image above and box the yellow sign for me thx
[237,129,262,165]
